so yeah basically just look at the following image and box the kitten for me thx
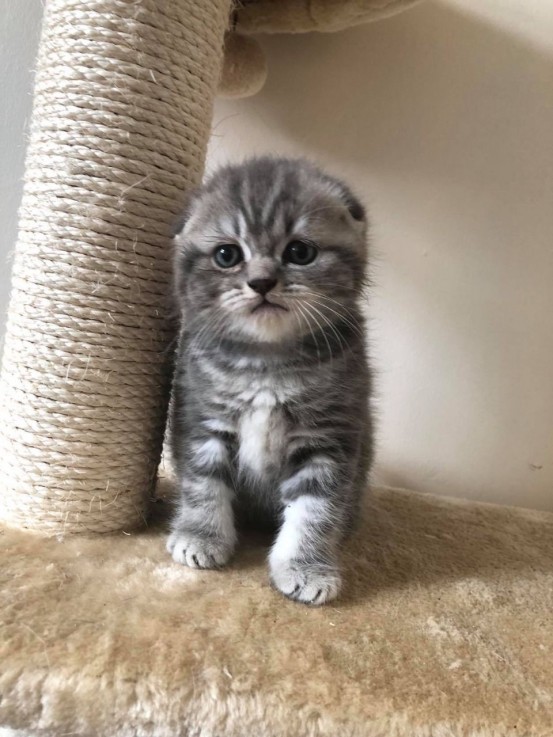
[167,156,372,605]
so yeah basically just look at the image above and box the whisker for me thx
[301,302,333,363]
[190,309,227,355]
[306,302,346,355]
[290,288,364,323]
[285,291,364,338]
[303,296,364,338]
[294,301,322,365]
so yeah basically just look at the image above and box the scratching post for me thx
[0,0,232,534]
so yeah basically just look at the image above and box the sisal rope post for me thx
[0,0,232,534]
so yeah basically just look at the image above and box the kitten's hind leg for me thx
[167,438,237,569]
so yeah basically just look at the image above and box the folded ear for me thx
[172,191,200,311]
[337,183,366,222]
[172,189,199,237]
[172,211,188,237]
[343,191,365,222]
[322,173,366,223]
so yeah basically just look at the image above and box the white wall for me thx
[1,1,551,510]
[0,0,43,326]
[207,0,553,511]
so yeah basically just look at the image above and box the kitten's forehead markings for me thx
[236,209,248,241]
[234,211,253,261]
[260,170,284,227]
[293,215,311,234]
[215,212,239,242]
[233,176,254,229]
[182,210,201,237]
[197,210,252,261]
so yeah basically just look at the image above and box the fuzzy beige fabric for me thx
[235,0,422,34]
[219,0,422,97]
[1,483,553,737]
[219,33,268,99]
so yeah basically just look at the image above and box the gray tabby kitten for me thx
[167,157,372,605]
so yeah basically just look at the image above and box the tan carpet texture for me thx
[1,484,553,737]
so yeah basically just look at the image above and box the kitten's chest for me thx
[237,388,287,477]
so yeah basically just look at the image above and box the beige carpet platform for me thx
[1,483,553,737]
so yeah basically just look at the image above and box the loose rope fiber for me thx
[0,0,232,534]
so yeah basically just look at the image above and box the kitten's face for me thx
[174,158,367,345]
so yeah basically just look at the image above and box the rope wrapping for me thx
[0,0,232,534]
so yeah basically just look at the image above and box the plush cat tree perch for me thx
[1,1,552,735]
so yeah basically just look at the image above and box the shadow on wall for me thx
[243,1,552,176]
[210,0,553,510]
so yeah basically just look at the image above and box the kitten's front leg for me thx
[167,436,237,569]
[270,455,347,605]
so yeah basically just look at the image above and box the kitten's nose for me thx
[247,278,277,296]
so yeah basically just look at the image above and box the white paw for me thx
[166,531,234,569]
[269,559,341,605]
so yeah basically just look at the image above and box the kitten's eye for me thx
[283,241,317,266]
[213,244,244,269]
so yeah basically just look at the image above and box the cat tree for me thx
[1,1,552,735]
[0,0,232,534]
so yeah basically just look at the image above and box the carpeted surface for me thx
[1,483,553,737]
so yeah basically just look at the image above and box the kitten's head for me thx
[174,157,368,345]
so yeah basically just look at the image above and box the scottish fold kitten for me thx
[167,157,372,605]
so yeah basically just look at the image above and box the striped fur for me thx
[167,157,373,605]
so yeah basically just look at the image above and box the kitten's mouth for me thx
[251,299,288,315]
